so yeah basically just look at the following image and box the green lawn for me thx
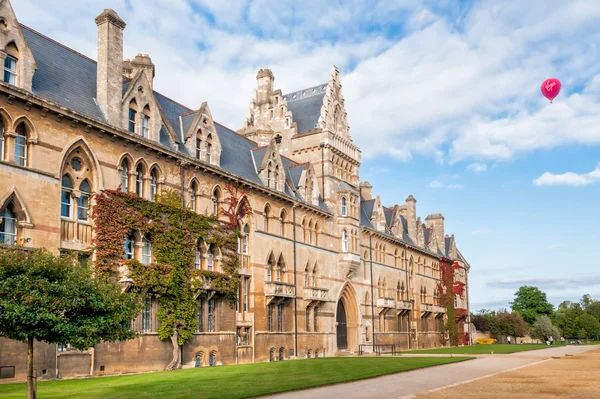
[0,357,471,399]
[403,342,595,355]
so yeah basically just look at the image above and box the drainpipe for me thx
[292,206,298,357]
[369,234,376,351]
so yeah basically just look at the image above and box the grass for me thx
[0,356,471,399]
[403,342,598,355]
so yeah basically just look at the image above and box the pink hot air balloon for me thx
[541,78,561,103]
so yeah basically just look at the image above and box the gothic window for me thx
[207,244,214,271]
[190,181,198,212]
[209,352,216,367]
[313,306,318,332]
[3,55,17,85]
[61,175,73,218]
[308,219,313,244]
[307,349,312,359]
[77,179,91,221]
[120,159,130,192]
[397,281,401,301]
[128,100,137,133]
[14,123,27,167]
[341,229,348,252]
[149,168,158,202]
[141,105,150,138]
[279,348,284,361]
[401,281,405,300]
[302,218,307,242]
[196,137,202,159]
[263,204,270,232]
[306,308,310,332]
[277,303,284,332]
[0,202,17,245]
[315,349,320,358]
[267,304,273,332]
[123,233,135,260]
[208,299,215,332]
[241,224,249,254]
[276,256,285,282]
[194,240,202,270]
[279,209,286,236]
[141,234,152,265]
[266,254,274,281]
[212,187,220,216]
[269,347,275,361]
[243,277,249,313]
[267,166,272,188]
[135,164,144,197]
[195,299,203,332]
[311,264,317,288]
[195,353,203,367]
[205,134,213,163]
[314,222,319,246]
[0,119,4,161]
[274,165,279,190]
[142,298,152,332]
[341,197,347,216]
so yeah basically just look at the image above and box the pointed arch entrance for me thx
[336,283,359,352]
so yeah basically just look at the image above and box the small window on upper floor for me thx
[205,134,213,163]
[128,100,138,133]
[141,105,151,138]
[3,55,17,85]
[196,136,202,160]
[341,197,347,216]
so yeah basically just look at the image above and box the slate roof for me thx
[19,24,328,213]
[283,84,327,134]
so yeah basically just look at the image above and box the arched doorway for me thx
[336,301,347,349]
[336,283,359,352]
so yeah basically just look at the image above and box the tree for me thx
[510,286,554,325]
[554,307,584,338]
[585,301,600,322]
[575,313,600,339]
[580,294,595,310]
[530,315,560,342]
[0,247,140,399]
[491,311,529,339]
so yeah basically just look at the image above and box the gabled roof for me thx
[360,198,375,229]
[283,84,327,134]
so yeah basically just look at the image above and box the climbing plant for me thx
[438,260,466,346]
[92,189,240,370]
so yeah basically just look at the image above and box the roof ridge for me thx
[213,121,259,146]
[153,91,193,112]
[283,83,328,101]
[20,24,97,65]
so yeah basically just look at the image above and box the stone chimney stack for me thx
[405,195,417,241]
[123,53,155,89]
[95,9,126,125]
[425,213,445,254]
[256,68,274,106]
[359,181,372,200]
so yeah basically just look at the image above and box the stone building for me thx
[0,1,470,381]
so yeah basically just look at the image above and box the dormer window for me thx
[196,138,202,159]
[205,134,213,163]
[3,55,17,85]
[274,166,279,190]
[140,106,150,138]
[128,100,137,133]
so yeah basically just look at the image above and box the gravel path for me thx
[260,345,595,399]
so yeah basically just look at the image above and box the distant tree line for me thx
[471,286,600,341]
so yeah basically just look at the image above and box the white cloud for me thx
[467,163,487,173]
[429,180,444,188]
[533,165,600,186]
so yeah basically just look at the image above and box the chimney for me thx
[359,181,372,200]
[123,53,155,89]
[95,9,126,125]
[405,195,417,241]
[256,68,274,106]
[425,213,445,254]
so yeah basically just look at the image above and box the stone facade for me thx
[0,0,470,382]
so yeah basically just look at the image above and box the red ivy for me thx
[220,183,252,228]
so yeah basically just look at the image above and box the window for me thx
[196,138,201,159]
[207,246,214,271]
[190,182,197,211]
[14,123,27,167]
[267,167,272,187]
[0,120,5,161]
[3,55,17,85]
[208,299,215,332]
[313,307,318,332]
[341,230,348,252]
[304,266,309,287]
[209,353,215,367]
[142,235,152,265]
[124,234,135,260]
[211,188,220,216]
[279,209,286,236]
[314,223,319,246]
[195,354,203,367]
[267,304,273,332]
[241,224,249,254]
[306,308,310,332]
[78,179,91,221]
[243,277,249,313]
[150,169,158,202]
[120,161,129,191]
[194,248,201,270]
[0,203,17,245]
[263,204,270,232]
[307,350,312,359]
[279,348,284,361]
[311,266,317,287]
[341,197,347,216]
[142,298,152,333]
[195,299,203,332]
[269,348,275,362]
[205,135,213,163]
[141,113,150,138]
[315,349,320,358]
[128,107,137,133]
[61,175,73,218]
[274,166,279,190]
[277,304,284,332]
[135,165,144,197]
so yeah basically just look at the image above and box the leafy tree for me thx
[585,301,600,322]
[580,294,595,310]
[530,315,560,341]
[471,309,495,333]
[558,300,573,310]
[575,313,600,339]
[510,286,554,325]
[554,307,583,338]
[0,248,140,399]
[491,311,529,339]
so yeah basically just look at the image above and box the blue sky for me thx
[13,0,600,309]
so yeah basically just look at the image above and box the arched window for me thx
[279,209,286,236]
[315,349,320,358]
[194,240,202,270]
[278,347,284,361]
[78,179,91,221]
[311,264,317,287]
[276,255,284,282]
[209,352,216,367]
[196,137,202,159]
[0,119,5,161]
[314,222,319,246]
[14,123,27,167]
[141,105,151,138]
[269,348,275,362]
[263,204,270,232]
[212,187,220,216]
[124,233,135,260]
[128,99,137,133]
[241,224,249,254]
[308,220,313,244]
[266,254,274,281]
[267,164,272,187]
[341,229,348,252]
[304,264,309,287]
[142,298,152,332]
[341,197,347,216]
[205,134,213,163]
[207,244,215,271]
[61,175,73,218]
[274,165,279,190]
[401,281,405,300]
[302,218,307,242]
[307,349,312,359]
[195,353,203,367]
[149,168,158,202]
[190,181,198,212]
[3,42,18,85]
[397,281,401,300]
[120,159,130,192]
[142,234,152,265]
[0,202,17,245]
[135,164,144,197]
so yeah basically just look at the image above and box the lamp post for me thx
[319,142,325,200]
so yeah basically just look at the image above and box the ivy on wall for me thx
[438,260,466,346]
[92,189,240,369]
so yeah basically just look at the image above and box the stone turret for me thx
[405,195,417,241]
[95,9,126,124]
[425,213,445,254]
[359,181,372,200]
[256,68,274,106]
